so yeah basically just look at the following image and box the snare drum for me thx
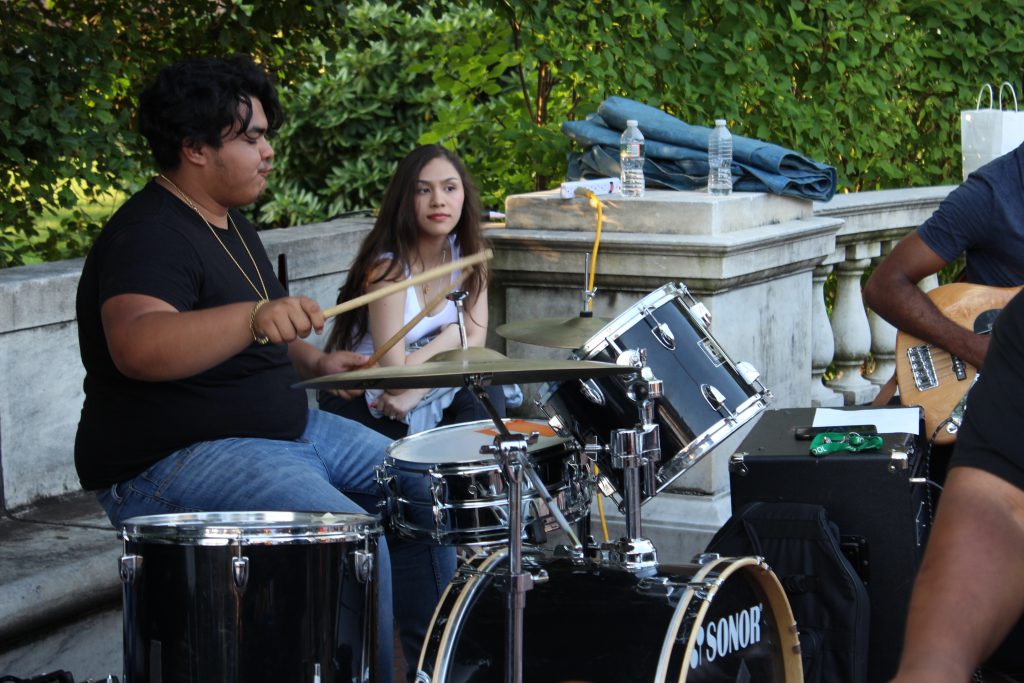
[541,282,771,504]
[120,511,381,683]
[417,551,803,682]
[379,419,591,546]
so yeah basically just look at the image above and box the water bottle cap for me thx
[626,119,639,127]
[715,119,727,126]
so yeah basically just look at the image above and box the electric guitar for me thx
[895,282,1022,444]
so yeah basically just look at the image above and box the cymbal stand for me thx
[448,291,583,683]
[472,380,587,683]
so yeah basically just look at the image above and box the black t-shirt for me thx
[949,290,1024,490]
[75,181,307,490]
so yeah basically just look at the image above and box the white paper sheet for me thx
[811,407,920,435]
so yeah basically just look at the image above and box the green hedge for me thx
[5,0,1024,266]
[418,0,1024,207]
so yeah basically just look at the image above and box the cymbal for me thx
[496,314,610,349]
[297,347,632,390]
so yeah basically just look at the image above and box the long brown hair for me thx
[324,145,488,352]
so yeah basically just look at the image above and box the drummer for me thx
[320,145,511,437]
[73,55,448,681]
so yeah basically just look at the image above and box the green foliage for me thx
[417,0,1024,200]
[0,0,357,267]
[257,3,448,227]
[9,1,1024,266]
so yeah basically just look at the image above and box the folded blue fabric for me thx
[561,96,837,201]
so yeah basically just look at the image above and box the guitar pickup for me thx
[907,345,938,391]
[950,354,967,381]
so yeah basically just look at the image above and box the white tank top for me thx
[354,235,462,355]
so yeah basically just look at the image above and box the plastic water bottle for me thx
[708,118,733,196]
[619,119,645,197]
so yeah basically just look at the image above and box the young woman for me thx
[320,145,506,438]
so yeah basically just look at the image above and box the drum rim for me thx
[573,282,685,359]
[654,392,771,494]
[120,510,381,545]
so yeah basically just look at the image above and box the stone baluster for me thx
[826,248,880,404]
[865,239,897,387]
[810,264,843,407]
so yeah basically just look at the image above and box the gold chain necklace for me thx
[421,243,449,298]
[158,175,269,302]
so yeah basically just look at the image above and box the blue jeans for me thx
[98,408,456,681]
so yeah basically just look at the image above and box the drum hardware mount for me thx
[584,371,664,572]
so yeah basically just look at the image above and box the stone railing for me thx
[811,186,953,407]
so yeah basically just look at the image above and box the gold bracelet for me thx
[250,299,270,345]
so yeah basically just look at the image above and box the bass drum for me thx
[417,552,803,683]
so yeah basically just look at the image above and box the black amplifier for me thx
[728,406,931,683]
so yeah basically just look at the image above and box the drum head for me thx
[387,418,569,465]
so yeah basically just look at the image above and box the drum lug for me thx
[701,383,735,421]
[736,360,761,385]
[688,300,712,329]
[577,377,606,405]
[651,322,675,350]
[119,554,143,584]
[232,554,250,590]
[428,469,447,507]
[374,463,393,486]
[353,549,374,584]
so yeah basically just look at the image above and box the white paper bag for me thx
[961,82,1024,179]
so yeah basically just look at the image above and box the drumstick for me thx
[323,249,493,319]
[359,267,474,369]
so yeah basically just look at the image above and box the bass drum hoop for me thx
[660,555,803,682]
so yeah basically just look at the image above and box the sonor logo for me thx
[690,603,763,669]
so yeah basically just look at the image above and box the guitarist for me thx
[864,143,1024,375]
[890,289,1024,683]
[867,145,1024,680]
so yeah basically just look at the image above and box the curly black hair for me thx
[137,55,284,170]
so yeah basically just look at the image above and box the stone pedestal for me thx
[488,189,841,558]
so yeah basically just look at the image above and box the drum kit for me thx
[117,281,803,683]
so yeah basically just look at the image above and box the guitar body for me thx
[895,283,1022,444]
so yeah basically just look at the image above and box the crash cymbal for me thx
[496,314,611,349]
[297,347,631,390]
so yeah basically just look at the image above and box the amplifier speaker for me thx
[728,406,931,683]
